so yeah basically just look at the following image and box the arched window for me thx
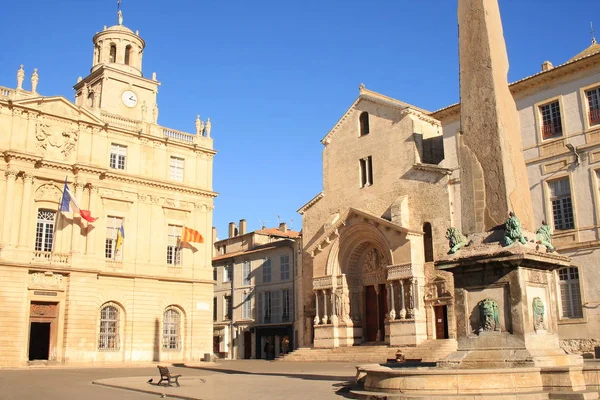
[359,112,370,136]
[88,92,95,108]
[558,267,583,318]
[95,45,101,63]
[423,222,434,262]
[124,45,132,65]
[163,307,181,350]
[109,44,117,63]
[98,303,120,350]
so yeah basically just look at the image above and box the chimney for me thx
[541,61,553,72]
[212,227,217,243]
[239,219,247,235]
[279,222,287,233]
[228,222,237,238]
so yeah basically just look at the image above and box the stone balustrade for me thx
[100,111,141,131]
[32,251,71,265]
[163,127,195,143]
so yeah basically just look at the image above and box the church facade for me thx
[0,14,216,366]
[298,86,455,349]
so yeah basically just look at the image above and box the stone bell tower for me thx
[73,6,160,123]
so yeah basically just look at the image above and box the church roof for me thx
[568,41,600,62]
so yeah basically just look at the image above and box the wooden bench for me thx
[157,365,181,387]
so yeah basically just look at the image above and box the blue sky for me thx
[1,1,598,237]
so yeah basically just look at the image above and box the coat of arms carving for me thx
[35,121,78,159]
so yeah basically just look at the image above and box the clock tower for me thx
[73,10,159,122]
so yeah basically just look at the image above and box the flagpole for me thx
[51,176,68,263]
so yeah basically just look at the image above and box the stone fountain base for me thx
[352,363,599,399]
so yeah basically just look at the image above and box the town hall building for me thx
[0,10,216,366]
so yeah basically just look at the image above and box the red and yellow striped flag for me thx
[181,227,204,244]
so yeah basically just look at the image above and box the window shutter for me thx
[258,291,264,324]
[272,290,282,323]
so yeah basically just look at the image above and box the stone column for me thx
[374,284,381,341]
[17,173,34,248]
[322,290,328,325]
[407,278,415,319]
[71,182,84,253]
[399,280,406,319]
[314,292,320,325]
[330,290,338,325]
[388,281,396,320]
[85,185,98,255]
[2,169,18,247]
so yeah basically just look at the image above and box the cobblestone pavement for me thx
[0,360,357,400]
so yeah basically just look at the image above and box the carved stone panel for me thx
[30,302,58,318]
[35,120,78,160]
[29,272,65,291]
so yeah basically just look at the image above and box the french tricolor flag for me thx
[60,179,98,223]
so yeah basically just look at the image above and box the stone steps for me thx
[277,339,457,363]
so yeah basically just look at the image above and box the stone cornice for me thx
[432,50,600,122]
[401,107,441,126]
[297,191,324,215]
[413,163,453,175]
[5,261,213,284]
[3,150,43,164]
[103,171,217,198]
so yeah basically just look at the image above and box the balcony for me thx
[32,251,71,265]
[542,121,563,139]
[589,108,600,126]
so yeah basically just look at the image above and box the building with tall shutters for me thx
[0,10,216,366]
[212,220,302,359]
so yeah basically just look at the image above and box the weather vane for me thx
[592,22,597,45]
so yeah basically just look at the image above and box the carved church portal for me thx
[28,302,58,361]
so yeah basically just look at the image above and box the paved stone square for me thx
[0,361,357,399]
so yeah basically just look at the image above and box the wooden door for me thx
[377,284,387,341]
[244,331,252,359]
[365,286,378,342]
[434,305,449,339]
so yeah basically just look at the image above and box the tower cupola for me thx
[91,10,145,77]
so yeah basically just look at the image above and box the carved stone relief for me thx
[29,272,64,290]
[35,120,78,159]
[34,184,62,203]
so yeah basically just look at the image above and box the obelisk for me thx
[458,0,534,234]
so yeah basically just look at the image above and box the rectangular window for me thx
[242,293,252,319]
[166,225,182,265]
[213,297,217,321]
[263,258,272,283]
[109,144,127,170]
[263,291,272,323]
[243,261,251,286]
[586,86,600,126]
[540,101,563,139]
[272,290,282,323]
[224,295,232,320]
[359,156,373,187]
[548,178,574,230]
[223,265,232,283]
[280,255,290,281]
[282,289,291,322]
[213,268,217,281]
[105,216,123,260]
[559,267,583,318]
[169,156,184,182]
[35,210,55,252]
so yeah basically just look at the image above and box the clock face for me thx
[121,90,138,108]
